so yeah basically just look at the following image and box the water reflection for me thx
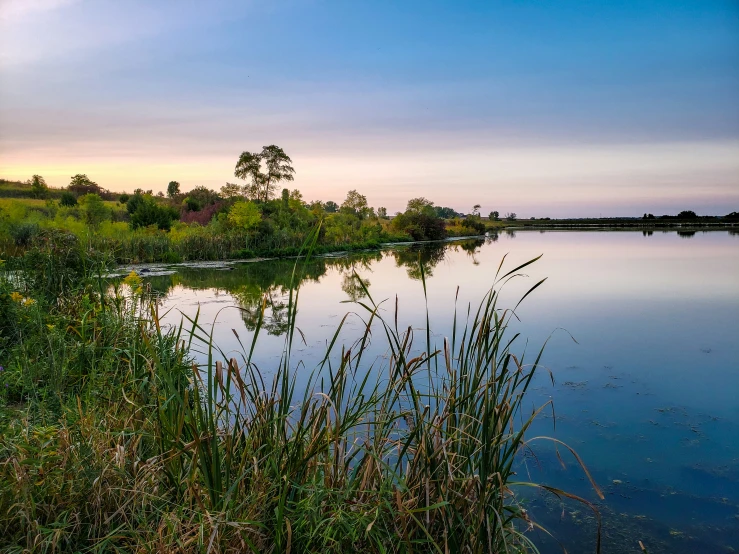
[142,230,738,554]
[147,240,489,333]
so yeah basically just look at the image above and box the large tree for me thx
[68,174,101,196]
[406,197,434,214]
[167,181,181,198]
[234,145,295,203]
[29,175,49,199]
[340,189,370,219]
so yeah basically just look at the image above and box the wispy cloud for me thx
[0,0,79,21]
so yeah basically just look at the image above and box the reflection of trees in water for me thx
[341,272,370,302]
[677,231,696,239]
[389,243,447,280]
[149,253,383,335]
[388,239,486,280]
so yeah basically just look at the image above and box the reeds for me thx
[0,229,602,553]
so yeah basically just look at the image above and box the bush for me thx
[60,191,78,207]
[8,223,40,246]
[130,198,179,231]
[461,215,485,235]
[392,211,447,241]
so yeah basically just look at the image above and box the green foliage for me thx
[78,193,110,227]
[220,182,242,198]
[68,174,101,196]
[60,191,78,207]
[8,222,40,246]
[129,195,179,230]
[435,206,461,219]
[281,187,290,210]
[228,200,261,231]
[340,189,372,219]
[462,214,486,234]
[392,210,446,241]
[489,210,499,221]
[235,145,295,202]
[324,200,338,213]
[29,175,49,199]
[167,180,181,198]
[392,198,447,241]
[406,196,434,214]
[184,185,220,209]
[505,212,517,221]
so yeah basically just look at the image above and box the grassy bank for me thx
[0,229,602,553]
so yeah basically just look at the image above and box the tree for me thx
[324,201,339,213]
[505,212,517,221]
[183,186,220,211]
[60,191,77,207]
[435,206,460,219]
[377,207,388,219]
[472,204,481,216]
[234,145,295,202]
[220,183,242,198]
[228,201,261,231]
[126,192,147,215]
[78,193,110,227]
[281,188,290,211]
[167,181,181,198]
[29,175,49,199]
[392,210,446,241]
[488,211,499,221]
[341,190,370,218]
[406,197,434,214]
[129,196,178,230]
[677,210,697,219]
[68,174,101,196]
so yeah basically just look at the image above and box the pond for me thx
[137,229,739,554]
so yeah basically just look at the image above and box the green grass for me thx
[0,226,602,553]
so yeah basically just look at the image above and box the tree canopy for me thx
[234,145,295,202]
[30,175,49,199]
[167,181,181,198]
[68,174,102,196]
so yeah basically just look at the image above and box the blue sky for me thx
[1,0,737,216]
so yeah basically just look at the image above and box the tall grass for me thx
[0,227,602,552]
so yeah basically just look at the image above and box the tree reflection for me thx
[146,253,384,335]
[389,243,448,280]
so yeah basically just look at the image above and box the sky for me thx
[0,0,738,217]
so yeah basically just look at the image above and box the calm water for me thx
[142,230,739,553]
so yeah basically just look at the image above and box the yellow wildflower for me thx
[10,292,23,303]
[123,270,143,293]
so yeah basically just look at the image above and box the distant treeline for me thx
[0,146,499,263]
[2,146,736,264]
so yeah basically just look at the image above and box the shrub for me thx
[9,222,40,246]
[60,191,78,207]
